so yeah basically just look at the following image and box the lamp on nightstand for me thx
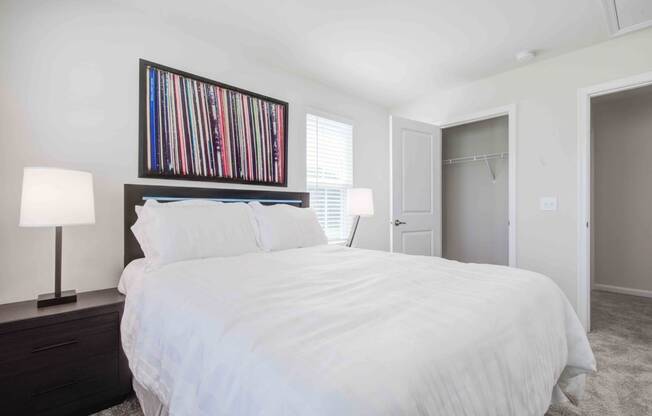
[345,188,374,247]
[19,167,95,307]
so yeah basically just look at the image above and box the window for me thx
[306,113,353,243]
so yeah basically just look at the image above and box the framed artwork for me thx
[139,59,288,186]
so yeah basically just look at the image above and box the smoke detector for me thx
[515,50,536,63]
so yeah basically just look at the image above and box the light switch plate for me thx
[540,197,557,211]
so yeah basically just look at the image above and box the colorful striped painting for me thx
[140,61,288,186]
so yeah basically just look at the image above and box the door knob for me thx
[393,219,406,226]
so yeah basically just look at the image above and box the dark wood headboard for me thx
[124,184,310,266]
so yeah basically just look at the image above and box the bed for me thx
[120,184,595,416]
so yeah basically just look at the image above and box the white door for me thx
[390,116,442,256]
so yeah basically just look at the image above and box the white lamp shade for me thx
[19,167,95,227]
[347,188,374,217]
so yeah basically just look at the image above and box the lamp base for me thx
[37,290,77,308]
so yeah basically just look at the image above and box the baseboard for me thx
[593,283,652,299]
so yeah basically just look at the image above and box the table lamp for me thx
[19,167,95,307]
[346,188,374,247]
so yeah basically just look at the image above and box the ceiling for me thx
[116,0,619,107]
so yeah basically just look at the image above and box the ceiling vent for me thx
[602,0,652,36]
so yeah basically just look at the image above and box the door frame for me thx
[577,71,652,331]
[437,104,517,267]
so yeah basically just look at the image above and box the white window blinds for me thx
[306,113,353,243]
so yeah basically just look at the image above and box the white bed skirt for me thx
[133,378,169,416]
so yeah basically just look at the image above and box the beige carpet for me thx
[96,290,652,416]
[547,290,652,416]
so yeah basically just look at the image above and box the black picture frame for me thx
[138,59,289,187]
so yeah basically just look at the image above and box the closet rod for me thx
[443,152,508,165]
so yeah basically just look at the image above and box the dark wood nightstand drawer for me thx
[1,351,119,415]
[0,289,132,416]
[0,312,119,374]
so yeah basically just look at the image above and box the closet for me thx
[442,116,508,265]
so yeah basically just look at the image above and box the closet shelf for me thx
[442,152,508,165]
[443,152,508,183]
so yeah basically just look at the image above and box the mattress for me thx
[121,245,595,416]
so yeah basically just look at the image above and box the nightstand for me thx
[0,288,132,416]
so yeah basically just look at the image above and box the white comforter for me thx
[121,245,595,416]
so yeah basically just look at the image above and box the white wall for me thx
[592,89,652,293]
[0,0,389,304]
[394,27,652,310]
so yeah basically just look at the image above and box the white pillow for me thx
[133,199,219,258]
[249,201,327,251]
[134,198,217,217]
[118,258,147,294]
[131,199,260,269]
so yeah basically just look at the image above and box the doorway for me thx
[390,105,516,265]
[578,71,652,331]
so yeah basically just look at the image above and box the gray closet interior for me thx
[442,116,508,265]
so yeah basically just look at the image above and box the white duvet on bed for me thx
[121,245,595,416]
